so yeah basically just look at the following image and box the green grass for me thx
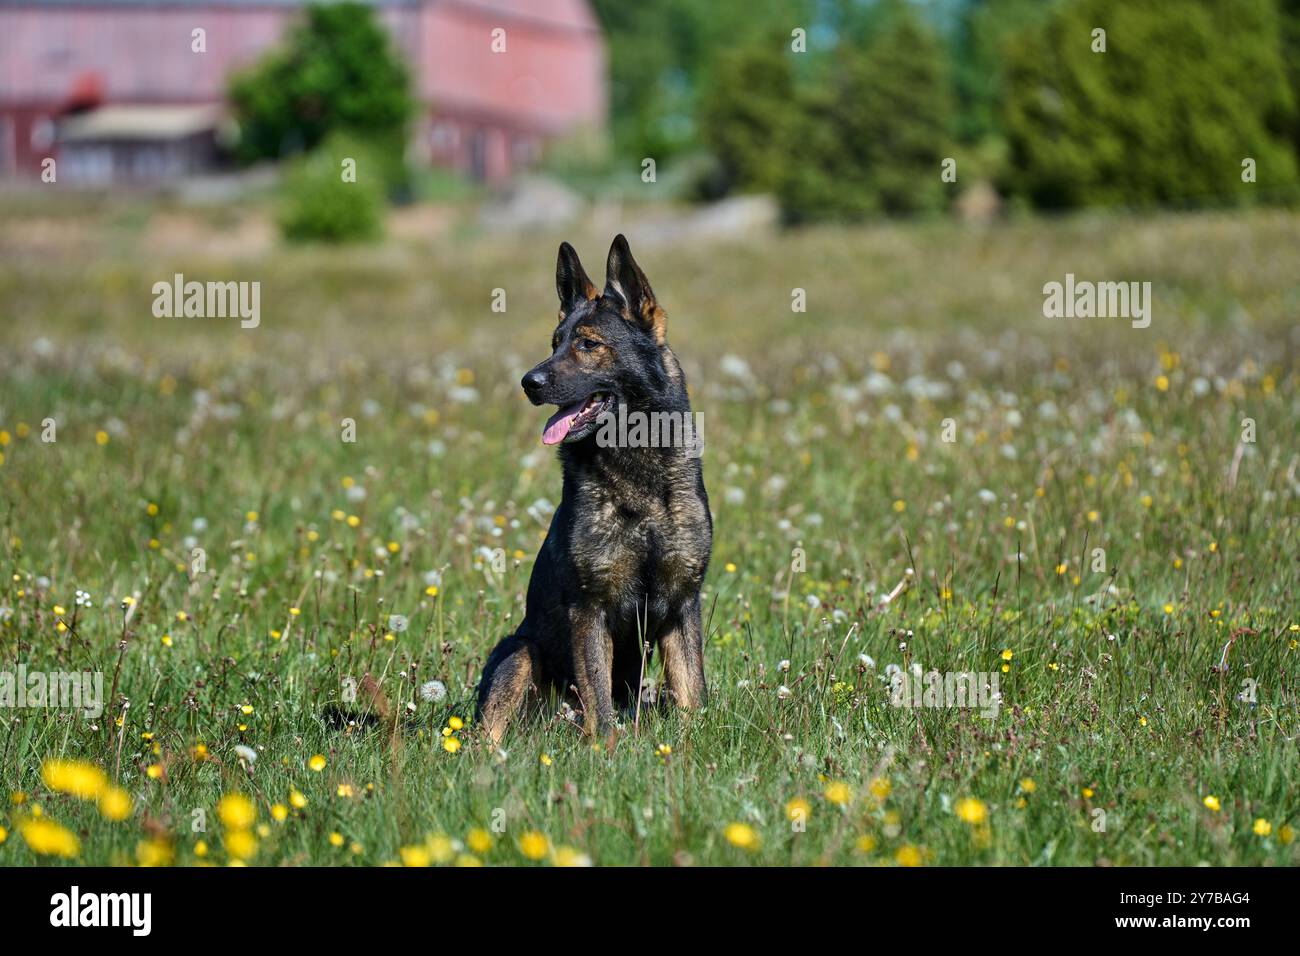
[0,201,1296,866]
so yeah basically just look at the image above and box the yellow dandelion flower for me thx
[41,759,108,800]
[289,789,308,809]
[1203,795,1221,812]
[425,833,455,864]
[217,793,256,829]
[443,736,461,754]
[894,844,923,867]
[540,753,552,766]
[1082,787,1095,799]
[98,786,133,822]
[425,585,440,597]
[448,716,464,731]
[136,838,175,867]
[0,826,6,845]
[1278,824,1294,845]
[893,499,906,513]
[1019,778,1037,794]
[869,777,892,801]
[518,831,550,860]
[271,803,288,822]
[724,822,759,850]
[18,817,80,858]
[1252,818,1272,837]
[1000,649,1013,661]
[456,854,483,867]
[467,828,494,854]
[146,763,164,780]
[854,834,877,853]
[823,781,852,805]
[224,829,258,860]
[308,754,327,772]
[400,845,431,867]
[954,797,988,825]
[552,845,592,867]
[785,797,811,822]
[328,831,345,847]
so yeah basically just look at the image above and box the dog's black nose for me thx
[521,368,548,397]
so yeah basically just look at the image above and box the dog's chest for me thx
[571,486,710,610]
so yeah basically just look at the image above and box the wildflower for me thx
[824,781,852,805]
[289,789,308,809]
[426,833,455,864]
[954,797,988,825]
[449,716,464,731]
[271,804,288,822]
[329,832,345,847]
[540,753,553,767]
[194,840,208,858]
[894,844,923,867]
[724,822,759,850]
[443,736,461,754]
[400,845,431,867]
[1202,795,1221,812]
[136,838,175,867]
[388,614,409,633]
[337,784,355,799]
[1082,787,1095,799]
[18,817,80,858]
[41,759,108,800]
[146,764,164,780]
[233,744,257,764]
[869,777,892,801]
[785,797,811,823]
[217,793,256,829]
[1000,649,1013,662]
[1019,778,1037,794]
[552,845,593,867]
[518,831,549,860]
[1279,824,1295,845]
[98,786,132,822]
[1252,818,1272,837]
[854,834,877,853]
[224,829,257,861]
[466,828,494,854]
[308,754,327,772]
[419,680,447,703]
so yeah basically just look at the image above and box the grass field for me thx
[0,197,1297,866]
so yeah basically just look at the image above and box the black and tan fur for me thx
[475,235,712,745]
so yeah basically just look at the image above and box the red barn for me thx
[0,0,606,182]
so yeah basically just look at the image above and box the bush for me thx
[1001,0,1298,209]
[229,1,414,191]
[278,135,385,243]
[697,35,795,195]
[776,3,953,223]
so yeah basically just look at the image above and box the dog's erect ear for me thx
[604,234,666,344]
[556,241,598,313]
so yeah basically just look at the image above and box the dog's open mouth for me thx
[542,392,615,445]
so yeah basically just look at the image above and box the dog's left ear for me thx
[604,234,666,344]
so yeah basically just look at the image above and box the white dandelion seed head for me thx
[419,680,447,703]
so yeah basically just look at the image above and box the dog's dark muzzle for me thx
[521,365,549,405]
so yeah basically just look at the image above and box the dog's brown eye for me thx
[577,338,602,351]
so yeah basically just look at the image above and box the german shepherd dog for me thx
[475,235,712,746]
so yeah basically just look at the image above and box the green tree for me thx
[1001,0,1298,209]
[778,1,954,222]
[697,35,796,194]
[229,2,414,188]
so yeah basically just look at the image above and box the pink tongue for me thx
[542,399,587,445]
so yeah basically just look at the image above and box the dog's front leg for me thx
[570,606,617,744]
[660,596,707,709]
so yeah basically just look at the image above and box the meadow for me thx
[0,195,1296,866]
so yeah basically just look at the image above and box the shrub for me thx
[278,135,385,243]
[1001,0,1298,209]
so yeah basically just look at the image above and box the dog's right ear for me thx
[556,242,598,314]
